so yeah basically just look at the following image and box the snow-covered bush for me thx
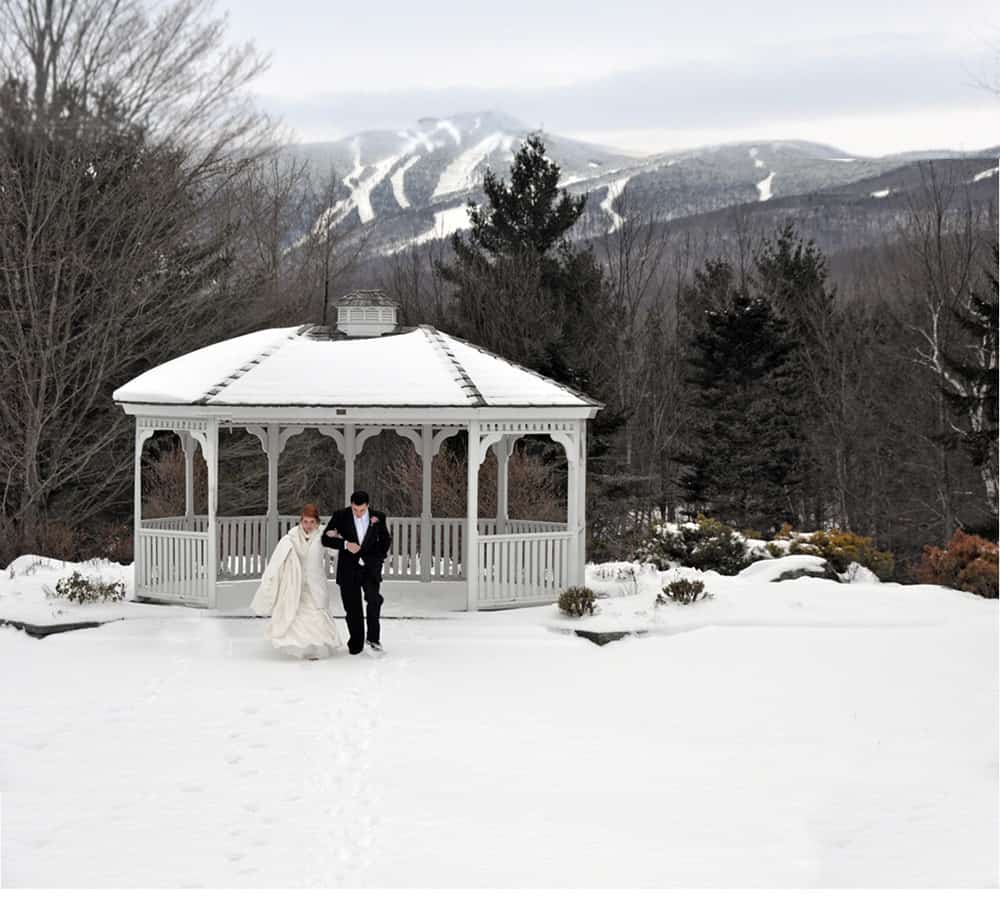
[52,571,125,605]
[635,515,760,576]
[915,530,998,598]
[557,586,597,617]
[657,578,710,605]
[788,529,894,580]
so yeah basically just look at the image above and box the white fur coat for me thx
[250,526,330,637]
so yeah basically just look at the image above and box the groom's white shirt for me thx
[353,510,369,546]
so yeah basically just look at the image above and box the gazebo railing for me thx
[138,514,568,593]
[476,530,573,606]
[136,527,209,603]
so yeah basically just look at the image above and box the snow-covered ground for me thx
[1,556,997,887]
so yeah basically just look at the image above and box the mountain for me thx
[284,111,999,255]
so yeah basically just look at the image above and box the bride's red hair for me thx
[300,503,321,521]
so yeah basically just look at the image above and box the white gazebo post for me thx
[550,423,586,587]
[265,425,280,552]
[245,424,282,554]
[576,420,587,584]
[343,423,357,505]
[566,435,580,584]
[420,424,433,582]
[495,435,518,535]
[133,420,144,587]
[466,420,480,611]
[205,417,219,608]
[180,432,196,529]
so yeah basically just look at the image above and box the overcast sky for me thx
[221,0,1000,156]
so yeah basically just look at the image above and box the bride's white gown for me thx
[250,524,345,659]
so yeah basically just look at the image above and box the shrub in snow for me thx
[557,586,597,617]
[765,542,785,559]
[915,530,998,598]
[588,561,648,597]
[53,571,125,605]
[635,515,759,576]
[788,529,894,580]
[657,578,710,605]
[590,562,646,582]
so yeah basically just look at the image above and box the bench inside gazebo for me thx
[113,291,602,611]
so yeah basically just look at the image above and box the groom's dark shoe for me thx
[365,640,384,656]
[348,643,364,655]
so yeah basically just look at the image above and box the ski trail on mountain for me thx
[601,176,630,231]
[432,133,505,199]
[391,156,420,209]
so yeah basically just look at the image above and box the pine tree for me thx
[435,133,603,388]
[752,222,841,527]
[435,133,625,532]
[459,133,585,259]
[676,290,804,534]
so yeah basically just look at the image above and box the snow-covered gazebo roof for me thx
[113,324,599,409]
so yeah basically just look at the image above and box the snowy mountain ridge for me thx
[285,111,1000,255]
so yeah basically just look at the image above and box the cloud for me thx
[259,35,1000,149]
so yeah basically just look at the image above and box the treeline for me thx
[368,141,998,576]
[0,2,995,580]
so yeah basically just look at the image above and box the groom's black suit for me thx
[320,507,392,653]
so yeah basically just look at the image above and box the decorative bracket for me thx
[432,426,461,456]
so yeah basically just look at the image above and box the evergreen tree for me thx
[752,222,840,527]
[435,133,625,532]
[435,133,606,391]
[676,283,804,534]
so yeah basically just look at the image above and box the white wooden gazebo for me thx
[113,291,602,611]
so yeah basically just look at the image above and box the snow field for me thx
[1,588,996,887]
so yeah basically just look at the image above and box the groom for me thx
[321,490,392,655]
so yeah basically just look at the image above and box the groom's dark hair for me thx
[350,490,370,505]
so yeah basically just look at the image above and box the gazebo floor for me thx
[214,579,557,615]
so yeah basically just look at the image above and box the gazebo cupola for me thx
[336,289,399,337]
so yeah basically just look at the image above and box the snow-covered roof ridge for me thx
[336,289,399,308]
[435,329,603,408]
[418,324,486,406]
[196,326,310,404]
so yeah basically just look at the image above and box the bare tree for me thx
[0,0,272,179]
[894,162,998,529]
[0,0,272,558]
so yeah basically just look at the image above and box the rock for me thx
[773,560,841,582]
[739,554,833,582]
[842,561,881,584]
[573,629,648,646]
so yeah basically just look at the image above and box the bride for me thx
[251,503,345,659]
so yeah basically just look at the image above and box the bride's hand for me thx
[325,529,340,538]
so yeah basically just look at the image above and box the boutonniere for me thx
[371,515,379,524]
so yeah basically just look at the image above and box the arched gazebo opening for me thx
[116,291,602,611]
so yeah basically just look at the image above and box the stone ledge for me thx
[0,617,121,639]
